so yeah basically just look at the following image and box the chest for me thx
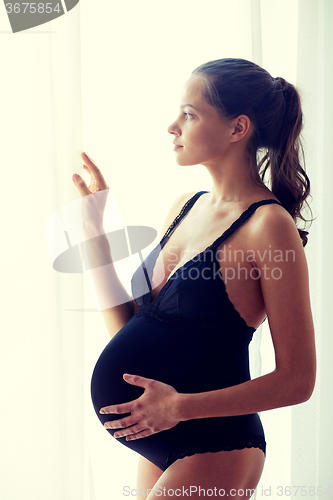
[150,214,256,299]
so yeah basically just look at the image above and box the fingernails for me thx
[72,174,80,181]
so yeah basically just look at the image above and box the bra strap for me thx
[160,191,209,244]
[211,199,282,250]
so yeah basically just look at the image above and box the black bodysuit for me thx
[91,191,282,471]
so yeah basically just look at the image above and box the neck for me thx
[202,150,268,206]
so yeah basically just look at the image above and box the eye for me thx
[183,112,194,120]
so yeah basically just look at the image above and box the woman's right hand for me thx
[73,152,110,235]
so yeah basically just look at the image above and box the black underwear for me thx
[91,191,282,471]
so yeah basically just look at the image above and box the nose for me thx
[167,119,181,136]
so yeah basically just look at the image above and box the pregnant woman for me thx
[73,59,316,499]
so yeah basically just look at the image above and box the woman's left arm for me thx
[177,206,316,421]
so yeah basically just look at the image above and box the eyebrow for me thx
[180,104,200,111]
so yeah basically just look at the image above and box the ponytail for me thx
[191,59,313,247]
[258,78,312,247]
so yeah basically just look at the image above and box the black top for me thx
[91,191,282,471]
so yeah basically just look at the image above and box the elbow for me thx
[278,352,317,405]
[301,377,316,402]
[278,366,316,406]
[290,373,316,405]
[292,383,314,404]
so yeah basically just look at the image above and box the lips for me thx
[173,142,183,150]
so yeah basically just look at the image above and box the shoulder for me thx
[249,201,303,248]
[172,190,199,210]
[246,200,307,273]
[158,191,198,239]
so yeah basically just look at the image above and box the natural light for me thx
[0,1,331,499]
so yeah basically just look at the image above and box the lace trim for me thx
[135,304,255,338]
[160,191,208,244]
[166,435,266,468]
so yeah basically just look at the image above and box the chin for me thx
[175,157,200,167]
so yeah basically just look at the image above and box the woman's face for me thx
[168,75,235,167]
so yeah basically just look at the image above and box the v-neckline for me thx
[148,196,282,305]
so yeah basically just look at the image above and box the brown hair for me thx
[192,58,313,246]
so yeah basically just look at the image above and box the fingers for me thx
[103,418,152,441]
[104,415,137,430]
[72,173,91,196]
[81,152,108,189]
[116,427,152,441]
[123,373,156,388]
[123,429,152,440]
[100,401,133,415]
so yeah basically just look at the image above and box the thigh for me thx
[147,448,265,500]
[137,455,164,499]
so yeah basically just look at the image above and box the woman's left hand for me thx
[99,374,182,440]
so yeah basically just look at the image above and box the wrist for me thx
[83,221,105,239]
[174,392,200,422]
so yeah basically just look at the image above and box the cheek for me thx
[200,133,225,154]
[196,124,220,143]
[208,127,230,149]
[189,128,212,148]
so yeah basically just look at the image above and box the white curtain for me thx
[0,1,331,498]
[291,0,333,493]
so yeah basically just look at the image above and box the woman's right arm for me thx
[74,153,195,339]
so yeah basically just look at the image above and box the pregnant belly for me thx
[89,312,263,471]
[91,315,165,417]
[91,313,251,426]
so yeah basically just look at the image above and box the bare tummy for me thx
[149,192,280,330]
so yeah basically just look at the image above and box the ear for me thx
[230,115,252,143]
